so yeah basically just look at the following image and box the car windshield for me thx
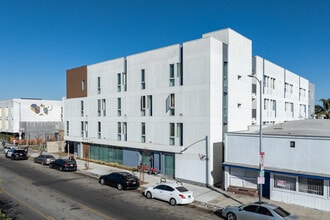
[45,155,54,158]
[176,186,189,192]
[273,206,291,217]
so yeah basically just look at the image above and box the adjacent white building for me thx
[224,120,330,211]
[0,98,64,143]
[64,28,314,186]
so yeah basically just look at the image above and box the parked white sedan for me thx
[144,180,194,206]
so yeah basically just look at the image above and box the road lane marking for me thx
[3,189,55,220]
[54,191,115,220]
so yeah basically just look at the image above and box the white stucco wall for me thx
[254,56,311,124]
[225,132,330,177]
[0,98,63,133]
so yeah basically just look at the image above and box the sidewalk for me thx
[28,151,330,219]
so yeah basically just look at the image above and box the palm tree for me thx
[315,98,330,119]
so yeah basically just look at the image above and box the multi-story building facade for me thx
[0,98,64,143]
[251,56,314,126]
[64,28,314,185]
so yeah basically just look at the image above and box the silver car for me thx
[34,154,56,165]
[221,202,299,220]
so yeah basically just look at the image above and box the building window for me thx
[80,101,84,117]
[169,123,175,145]
[177,123,183,146]
[102,99,106,116]
[141,96,146,116]
[85,121,88,138]
[166,93,175,116]
[299,177,324,196]
[97,121,101,139]
[122,72,127,91]
[169,64,175,87]
[147,95,152,116]
[81,121,84,137]
[117,98,121,116]
[80,121,88,138]
[141,95,152,116]
[97,99,101,117]
[141,122,146,143]
[66,121,69,136]
[274,175,296,191]
[177,62,183,86]
[117,72,127,92]
[117,73,121,92]
[82,80,86,91]
[123,122,127,141]
[141,69,145,90]
[97,77,101,94]
[117,122,121,141]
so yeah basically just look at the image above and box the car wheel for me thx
[11,156,14,160]
[100,178,105,185]
[41,161,44,166]
[117,184,123,190]
[227,212,237,220]
[146,191,152,199]
[59,166,63,171]
[169,198,177,206]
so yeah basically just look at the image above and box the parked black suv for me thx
[11,149,28,160]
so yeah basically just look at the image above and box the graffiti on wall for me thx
[30,104,53,116]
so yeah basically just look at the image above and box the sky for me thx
[0,0,329,104]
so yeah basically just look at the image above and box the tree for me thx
[315,98,330,119]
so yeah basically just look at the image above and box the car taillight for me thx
[179,194,186,199]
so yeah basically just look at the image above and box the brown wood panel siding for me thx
[66,65,88,99]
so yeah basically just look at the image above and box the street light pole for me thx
[248,75,263,203]
[13,100,22,146]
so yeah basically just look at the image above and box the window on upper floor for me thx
[141,69,145,90]
[117,73,121,92]
[81,121,88,138]
[117,122,121,141]
[177,123,183,146]
[66,121,69,136]
[166,93,175,116]
[177,63,183,86]
[122,122,127,141]
[141,95,153,116]
[141,122,146,143]
[97,77,101,94]
[81,121,84,137]
[169,64,175,87]
[97,99,101,117]
[117,98,121,116]
[141,96,146,116]
[81,101,84,117]
[102,99,106,116]
[117,72,127,92]
[97,121,101,139]
[82,80,86,91]
[169,123,175,146]
[122,72,127,91]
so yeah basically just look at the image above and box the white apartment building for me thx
[252,56,314,126]
[64,28,314,185]
[0,98,64,143]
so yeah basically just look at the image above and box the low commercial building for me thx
[224,119,330,211]
[0,98,64,144]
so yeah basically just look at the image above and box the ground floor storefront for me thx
[66,141,176,178]
[223,164,330,212]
